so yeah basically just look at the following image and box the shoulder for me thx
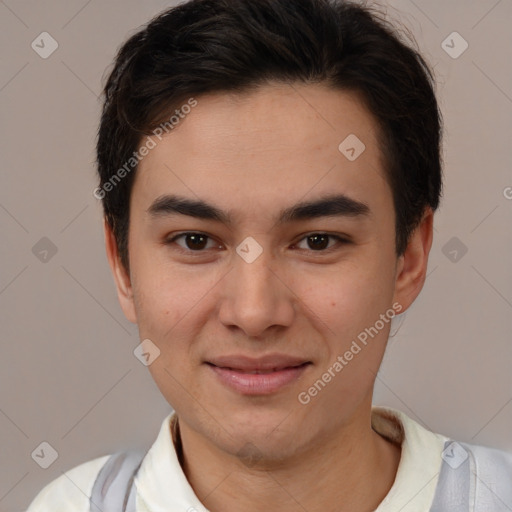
[465,440,512,471]
[26,454,110,512]
[462,441,512,507]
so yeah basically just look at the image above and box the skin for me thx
[105,82,433,512]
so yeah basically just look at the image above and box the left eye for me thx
[294,233,347,251]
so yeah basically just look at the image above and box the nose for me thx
[217,244,296,338]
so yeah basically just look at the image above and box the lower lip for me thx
[208,363,310,395]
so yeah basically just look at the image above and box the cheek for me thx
[294,261,392,336]
[130,241,200,325]
[130,254,220,361]
[135,269,204,403]
[296,269,394,410]
[130,267,194,366]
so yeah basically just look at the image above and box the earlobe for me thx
[103,218,138,324]
[392,208,434,313]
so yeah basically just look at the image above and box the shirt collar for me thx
[135,411,210,512]
[134,406,445,511]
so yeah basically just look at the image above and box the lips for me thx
[228,368,294,374]
[205,354,311,395]
[206,354,310,372]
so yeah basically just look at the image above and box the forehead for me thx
[133,83,391,223]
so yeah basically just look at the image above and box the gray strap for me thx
[429,441,472,512]
[124,475,138,512]
[90,450,145,512]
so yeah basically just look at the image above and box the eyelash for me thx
[164,232,351,256]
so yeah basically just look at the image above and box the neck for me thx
[174,406,401,512]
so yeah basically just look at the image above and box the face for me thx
[106,83,431,462]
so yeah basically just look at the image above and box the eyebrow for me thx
[147,193,370,225]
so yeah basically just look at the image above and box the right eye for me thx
[164,232,223,253]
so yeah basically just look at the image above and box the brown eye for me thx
[306,234,330,250]
[294,233,349,252]
[166,232,218,252]
[182,233,209,250]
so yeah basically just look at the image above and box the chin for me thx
[223,408,306,449]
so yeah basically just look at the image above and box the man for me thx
[27,0,512,510]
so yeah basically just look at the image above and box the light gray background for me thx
[0,0,511,510]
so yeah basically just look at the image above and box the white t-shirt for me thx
[27,406,449,511]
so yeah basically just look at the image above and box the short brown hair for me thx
[96,0,443,272]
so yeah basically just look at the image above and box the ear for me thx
[103,217,137,324]
[392,207,434,313]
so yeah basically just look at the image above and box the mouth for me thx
[205,355,312,395]
[211,366,306,374]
